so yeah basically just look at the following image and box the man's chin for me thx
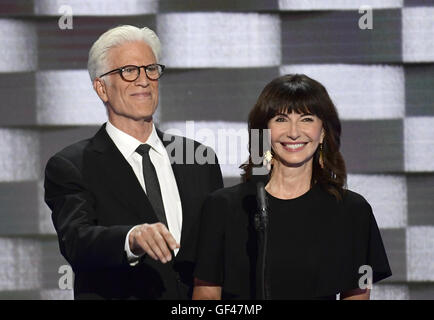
[131,114,153,122]
[109,112,154,124]
[142,116,153,123]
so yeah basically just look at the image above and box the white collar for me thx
[105,121,165,159]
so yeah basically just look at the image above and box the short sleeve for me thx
[194,192,227,285]
[337,194,393,293]
[366,208,393,283]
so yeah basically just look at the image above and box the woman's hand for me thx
[341,288,370,300]
[192,278,222,300]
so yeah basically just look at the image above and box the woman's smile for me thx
[280,142,308,152]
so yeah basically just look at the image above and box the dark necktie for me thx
[136,144,168,227]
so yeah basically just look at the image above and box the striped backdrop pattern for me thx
[0,0,433,299]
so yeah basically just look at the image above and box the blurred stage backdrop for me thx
[0,0,433,300]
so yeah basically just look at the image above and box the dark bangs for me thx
[253,74,329,128]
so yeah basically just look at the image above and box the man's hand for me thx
[129,223,180,263]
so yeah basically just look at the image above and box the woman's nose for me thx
[286,123,300,140]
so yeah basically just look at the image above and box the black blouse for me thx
[194,179,392,300]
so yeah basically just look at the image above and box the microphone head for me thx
[256,181,268,211]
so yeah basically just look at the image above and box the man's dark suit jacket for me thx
[44,123,224,300]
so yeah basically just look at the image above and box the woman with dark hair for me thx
[192,74,392,300]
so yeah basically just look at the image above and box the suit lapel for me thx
[88,124,160,224]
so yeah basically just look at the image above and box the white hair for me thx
[87,25,161,81]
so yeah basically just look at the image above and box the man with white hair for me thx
[44,25,223,299]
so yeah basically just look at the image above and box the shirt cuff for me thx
[125,226,143,266]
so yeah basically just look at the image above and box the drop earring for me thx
[319,143,324,169]
[263,150,273,171]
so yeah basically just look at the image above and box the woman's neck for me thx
[265,160,313,200]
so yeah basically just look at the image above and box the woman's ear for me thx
[93,78,109,103]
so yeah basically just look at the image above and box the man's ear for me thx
[93,78,108,103]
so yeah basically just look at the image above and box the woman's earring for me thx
[319,143,324,169]
[263,150,273,171]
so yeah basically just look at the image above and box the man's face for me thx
[94,41,159,123]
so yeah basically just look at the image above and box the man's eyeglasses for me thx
[98,64,165,82]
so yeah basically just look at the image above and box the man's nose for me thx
[135,68,150,86]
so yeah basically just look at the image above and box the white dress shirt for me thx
[105,121,183,263]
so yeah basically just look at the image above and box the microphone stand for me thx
[255,182,270,300]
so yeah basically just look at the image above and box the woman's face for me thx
[268,110,324,168]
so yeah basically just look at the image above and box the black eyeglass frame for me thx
[98,64,166,82]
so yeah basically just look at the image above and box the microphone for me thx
[255,181,269,230]
[255,181,270,300]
